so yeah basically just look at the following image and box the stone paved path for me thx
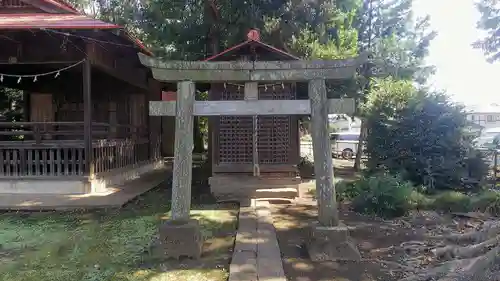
[229,200,286,281]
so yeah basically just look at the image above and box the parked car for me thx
[330,132,363,159]
[474,127,500,150]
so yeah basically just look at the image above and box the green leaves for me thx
[351,172,415,218]
[362,78,488,190]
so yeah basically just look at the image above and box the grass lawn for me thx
[0,185,239,281]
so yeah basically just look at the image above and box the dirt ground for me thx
[272,201,409,281]
[271,200,500,281]
[273,158,500,281]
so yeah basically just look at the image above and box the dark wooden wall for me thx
[209,83,300,175]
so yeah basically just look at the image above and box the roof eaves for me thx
[203,39,298,61]
[120,30,153,56]
[255,40,299,60]
[44,0,79,13]
[203,40,252,61]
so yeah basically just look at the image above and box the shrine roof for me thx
[204,29,299,61]
[0,13,119,29]
[43,0,79,13]
[0,1,152,56]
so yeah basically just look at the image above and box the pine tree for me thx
[355,0,436,83]
[351,0,436,170]
[474,0,500,62]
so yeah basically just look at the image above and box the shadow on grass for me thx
[0,165,240,281]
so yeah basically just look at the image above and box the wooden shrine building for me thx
[204,31,308,198]
[0,0,165,196]
[205,30,301,179]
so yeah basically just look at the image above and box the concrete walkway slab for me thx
[0,168,171,210]
[229,200,286,281]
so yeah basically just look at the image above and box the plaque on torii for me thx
[139,48,368,261]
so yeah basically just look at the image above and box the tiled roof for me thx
[0,13,119,29]
[0,1,152,55]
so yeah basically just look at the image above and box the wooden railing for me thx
[0,142,86,177]
[93,138,150,174]
[0,122,146,142]
[0,122,159,177]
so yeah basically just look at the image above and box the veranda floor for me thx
[0,168,171,210]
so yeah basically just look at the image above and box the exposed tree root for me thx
[398,222,500,281]
[374,259,420,273]
[436,246,500,281]
[439,222,500,244]
[432,235,500,260]
[399,259,472,281]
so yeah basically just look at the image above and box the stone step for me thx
[210,175,300,201]
[254,187,298,199]
[209,175,300,187]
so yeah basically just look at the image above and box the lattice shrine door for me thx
[212,83,298,175]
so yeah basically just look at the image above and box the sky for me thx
[413,0,500,109]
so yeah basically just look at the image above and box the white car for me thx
[474,127,500,149]
[330,132,362,159]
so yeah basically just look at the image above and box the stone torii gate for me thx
[139,52,367,261]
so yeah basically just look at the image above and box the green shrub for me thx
[336,180,365,202]
[409,190,433,210]
[432,191,472,213]
[351,173,414,218]
[472,190,500,216]
[363,81,488,191]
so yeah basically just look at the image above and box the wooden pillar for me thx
[244,82,259,176]
[148,79,162,160]
[83,58,93,177]
[162,89,176,157]
[309,79,339,227]
[171,80,195,222]
[162,116,176,156]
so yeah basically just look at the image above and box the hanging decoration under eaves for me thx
[223,82,287,91]
[0,59,85,84]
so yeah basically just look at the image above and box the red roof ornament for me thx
[247,29,260,41]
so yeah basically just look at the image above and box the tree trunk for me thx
[353,119,366,171]
[204,0,220,169]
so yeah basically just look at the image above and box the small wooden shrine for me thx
[206,30,301,180]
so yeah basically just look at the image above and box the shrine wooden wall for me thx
[26,77,148,141]
[208,83,300,175]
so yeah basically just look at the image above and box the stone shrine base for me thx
[306,223,361,262]
[159,219,203,260]
[209,175,300,201]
